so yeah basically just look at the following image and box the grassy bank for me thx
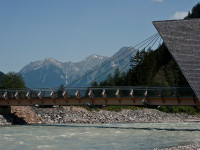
[81,105,141,112]
[158,106,200,115]
[81,105,200,115]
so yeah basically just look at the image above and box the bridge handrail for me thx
[0,86,194,100]
[0,86,192,91]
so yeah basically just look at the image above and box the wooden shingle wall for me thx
[153,19,200,101]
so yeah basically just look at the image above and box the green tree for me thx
[91,81,98,87]
[0,71,5,87]
[186,3,200,18]
[114,68,120,85]
[107,73,115,86]
[1,72,26,89]
[152,67,169,86]
[57,84,65,97]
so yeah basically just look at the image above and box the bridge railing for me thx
[0,87,194,100]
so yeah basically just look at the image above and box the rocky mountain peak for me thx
[44,58,63,68]
[82,54,108,62]
[20,61,43,73]
[19,47,135,88]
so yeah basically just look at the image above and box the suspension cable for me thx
[87,34,160,86]
[146,36,161,88]
[136,33,159,50]
[66,33,158,87]
[87,51,136,86]
[113,34,161,84]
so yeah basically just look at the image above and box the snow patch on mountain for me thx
[19,47,135,88]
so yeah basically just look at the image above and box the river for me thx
[0,122,200,150]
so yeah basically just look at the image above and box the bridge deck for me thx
[0,97,199,106]
[0,87,198,106]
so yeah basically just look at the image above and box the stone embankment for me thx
[0,106,200,125]
[154,143,200,150]
[11,106,43,124]
[0,106,43,125]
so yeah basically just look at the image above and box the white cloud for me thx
[152,0,164,2]
[171,11,188,20]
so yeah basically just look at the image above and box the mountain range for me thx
[19,47,135,88]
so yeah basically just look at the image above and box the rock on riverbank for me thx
[0,115,11,125]
[154,143,200,150]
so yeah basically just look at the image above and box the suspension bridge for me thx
[0,87,199,106]
[1,19,200,107]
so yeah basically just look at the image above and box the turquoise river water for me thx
[0,122,200,150]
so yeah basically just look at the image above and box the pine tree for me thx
[1,72,26,89]
[0,71,5,88]
[186,3,200,18]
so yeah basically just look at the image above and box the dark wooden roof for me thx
[153,19,200,101]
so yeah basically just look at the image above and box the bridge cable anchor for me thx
[3,91,8,100]
[14,91,20,104]
[38,91,42,99]
[88,89,94,104]
[130,89,135,104]
[75,90,81,104]
[116,89,121,103]
[26,91,32,104]
[142,90,149,106]
[3,91,9,104]
[38,91,44,105]
[50,91,56,104]
[102,89,107,104]
[62,90,69,104]
[14,92,19,99]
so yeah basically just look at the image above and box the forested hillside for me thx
[95,44,188,87]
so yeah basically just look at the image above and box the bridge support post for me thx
[0,106,11,115]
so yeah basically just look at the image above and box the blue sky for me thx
[0,0,199,73]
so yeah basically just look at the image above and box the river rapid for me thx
[0,122,200,150]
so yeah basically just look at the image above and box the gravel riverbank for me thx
[154,143,200,150]
[0,106,200,125]
[31,106,200,124]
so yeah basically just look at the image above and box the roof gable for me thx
[153,19,200,100]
